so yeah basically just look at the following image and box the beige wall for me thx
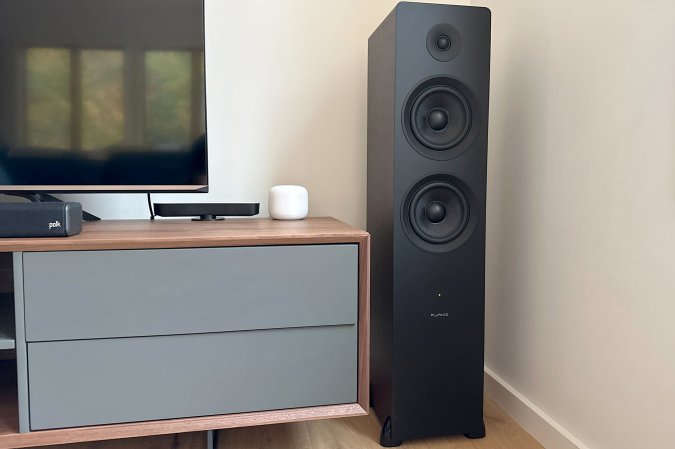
[473,0,675,448]
[71,0,466,225]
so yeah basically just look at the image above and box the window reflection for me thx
[81,50,124,151]
[0,0,207,187]
[24,48,205,151]
[26,48,71,149]
[145,51,192,147]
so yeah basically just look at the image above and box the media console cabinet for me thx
[0,217,369,448]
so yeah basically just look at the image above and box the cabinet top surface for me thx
[0,217,368,252]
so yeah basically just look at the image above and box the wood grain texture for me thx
[31,398,542,449]
[0,404,367,448]
[0,217,368,252]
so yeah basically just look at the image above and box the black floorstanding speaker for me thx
[367,3,491,447]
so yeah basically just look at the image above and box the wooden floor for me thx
[37,398,543,449]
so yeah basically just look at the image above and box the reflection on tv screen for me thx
[0,0,207,189]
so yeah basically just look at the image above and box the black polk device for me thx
[0,202,83,237]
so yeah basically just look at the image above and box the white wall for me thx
[64,0,465,226]
[473,0,675,448]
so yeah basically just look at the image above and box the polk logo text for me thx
[49,221,62,230]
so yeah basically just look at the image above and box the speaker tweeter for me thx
[426,23,461,61]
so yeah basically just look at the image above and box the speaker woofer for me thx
[409,181,468,244]
[403,77,480,160]
[402,175,478,253]
[410,85,471,151]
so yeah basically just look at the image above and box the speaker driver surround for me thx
[402,175,478,253]
[403,77,480,160]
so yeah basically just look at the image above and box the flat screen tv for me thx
[0,0,208,193]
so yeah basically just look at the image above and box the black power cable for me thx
[146,193,155,220]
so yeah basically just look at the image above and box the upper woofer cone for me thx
[410,85,472,151]
[409,181,469,244]
[403,77,480,160]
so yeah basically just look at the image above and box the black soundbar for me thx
[0,202,83,237]
[153,203,260,221]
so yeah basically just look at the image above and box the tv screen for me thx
[0,0,207,192]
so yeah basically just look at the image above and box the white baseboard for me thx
[484,366,590,449]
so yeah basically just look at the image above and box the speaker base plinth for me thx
[379,417,403,447]
[464,420,486,439]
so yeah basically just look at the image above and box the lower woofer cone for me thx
[409,85,472,151]
[409,181,469,244]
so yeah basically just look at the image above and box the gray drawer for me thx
[23,244,358,341]
[27,324,357,430]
